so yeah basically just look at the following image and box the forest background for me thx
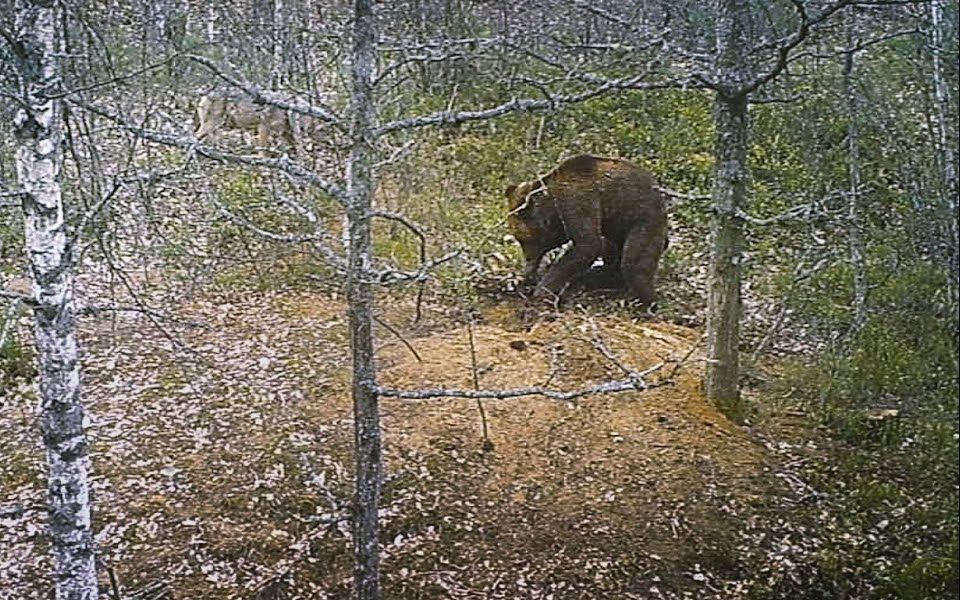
[1,1,957,599]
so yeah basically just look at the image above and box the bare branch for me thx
[376,359,674,401]
[375,250,461,286]
[377,37,505,85]
[371,210,427,264]
[657,185,711,202]
[71,98,351,205]
[375,74,693,136]
[187,54,343,126]
[733,204,818,226]
[742,0,856,96]
[1,288,37,306]
[569,0,655,36]
[730,188,847,226]
[587,327,649,386]
[206,189,348,273]
[76,303,207,328]
[374,315,422,362]
[48,53,184,99]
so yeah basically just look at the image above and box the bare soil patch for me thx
[1,290,784,599]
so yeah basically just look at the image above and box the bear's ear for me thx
[504,183,518,198]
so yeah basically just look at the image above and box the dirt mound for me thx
[1,291,778,599]
[373,304,771,598]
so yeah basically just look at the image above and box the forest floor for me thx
[1,287,821,599]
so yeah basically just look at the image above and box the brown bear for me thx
[505,155,667,304]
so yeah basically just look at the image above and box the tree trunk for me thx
[843,13,868,341]
[145,0,170,49]
[706,0,750,423]
[203,5,217,43]
[929,0,959,337]
[271,0,285,89]
[347,0,382,598]
[12,1,100,599]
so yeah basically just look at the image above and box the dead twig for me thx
[467,317,494,451]
[376,357,671,401]
[374,314,422,362]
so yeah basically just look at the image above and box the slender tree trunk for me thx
[706,0,750,423]
[843,13,868,341]
[929,0,959,336]
[145,0,169,49]
[347,0,382,598]
[12,1,100,599]
[271,0,285,89]
[204,5,217,43]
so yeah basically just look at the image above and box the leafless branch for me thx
[374,315,422,362]
[742,0,856,96]
[376,373,662,401]
[1,288,36,306]
[76,303,207,328]
[375,359,672,401]
[751,255,832,360]
[206,189,348,273]
[732,188,847,226]
[187,54,343,125]
[371,210,427,264]
[569,0,656,36]
[657,186,710,202]
[375,250,461,286]
[466,317,493,450]
[587,326,649,386]
[48,53,184,99]
[377,37,505,85]
[733,204,818,226]
[71,98,351,204]
[372,140,416,170]
[375,74,693,136]
[789,25,921,65]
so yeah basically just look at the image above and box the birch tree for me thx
[9,0,99,598]
[928,0,959,336]
[843,9,868,341]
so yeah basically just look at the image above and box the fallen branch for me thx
[76,303,207,328]
[376,359,669,401]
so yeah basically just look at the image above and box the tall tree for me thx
[705,0,751,420]
[346,0,382,598]
[702,0,854,421]
[843,9,868,341]
[10,0,99,598]
[928,0,958,336]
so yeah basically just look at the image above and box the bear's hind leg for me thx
[621,223,666,305]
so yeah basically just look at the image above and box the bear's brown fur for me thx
[505,155,667,304]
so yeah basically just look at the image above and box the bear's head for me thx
[504,180,550,243]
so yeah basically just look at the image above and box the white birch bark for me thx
[705,0,750,422]
[12,1,99,599]
[347,0,382,598]
[271,0,285,89]
[929,0,959,335]
[204,5,217,43]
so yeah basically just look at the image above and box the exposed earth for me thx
[1,289,805,599]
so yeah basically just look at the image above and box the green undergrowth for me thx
[768,264,959,600]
